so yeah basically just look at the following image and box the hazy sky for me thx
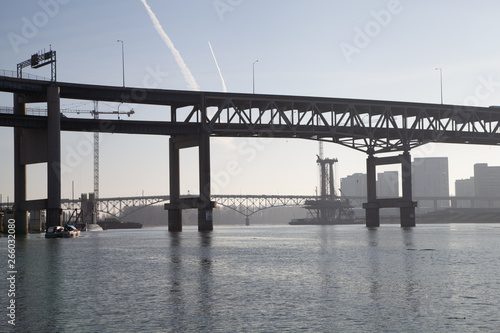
[1,0,500,201]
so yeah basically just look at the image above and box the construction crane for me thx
[1,103,135,220]
[60,102,134,213]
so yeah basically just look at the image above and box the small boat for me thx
[45,226,64,238]
[62,225,80,238]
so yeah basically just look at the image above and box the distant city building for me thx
[412,157,449,209]
[474,163,500,208]
[455,178,475,196]
[377,171,399,198]
[455,177,474,208]
[340,173,367,197]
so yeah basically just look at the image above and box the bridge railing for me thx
[0,69,50,81]
[0,106,48,116]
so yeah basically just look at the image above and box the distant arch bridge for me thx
[59,194,319,222]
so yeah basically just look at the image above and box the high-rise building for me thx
[455,178,475,196]
[412,157,449,209]
[455,177,474,208]
[474,163,500,208]
[377,171,399,198]
[340,173,367,197]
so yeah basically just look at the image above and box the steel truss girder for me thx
[213,195,317,217]
[198,97,500,153]
[2,76,500,153]
[60,194,318,219]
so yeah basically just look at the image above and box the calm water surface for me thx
[1,223,500,332]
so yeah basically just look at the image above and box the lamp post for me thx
[117,40,125,87]
[253,60,258,94]
[435,67,443,104]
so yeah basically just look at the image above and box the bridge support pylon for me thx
[13,93,28,234]
[363,151,417,227]
[365,154,380,227]
[400,151,416,227]
[167,135,182,232]
[13,85,62,234]
[46,85,62,229]
[198,131,213,231]
[165,104,214,232]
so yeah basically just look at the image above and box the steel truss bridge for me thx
[1,194,497,222]
[1,75,499,152]
[1,73,500,232]
[35,194,498,221]
[57,194,318,221]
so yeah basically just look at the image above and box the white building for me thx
[377,171,399,198]
[455,177,474,208]
[474,163,500,208]
[340,173,367,197]
[412,157,449,209]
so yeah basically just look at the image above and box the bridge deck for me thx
[1,75,500,153]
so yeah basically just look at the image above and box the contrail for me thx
[208,41,227,92]
[140,0,200,91]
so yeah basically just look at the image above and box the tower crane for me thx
[58,103,134,220]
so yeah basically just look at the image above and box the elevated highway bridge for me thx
[1,73,499,232]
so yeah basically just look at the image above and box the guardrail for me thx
[0,69,50,81]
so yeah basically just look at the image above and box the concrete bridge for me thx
[1,74,500,232]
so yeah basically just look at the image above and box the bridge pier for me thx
[400,151,416,227]
[13,86,62,234]
[363,151,416,227]
[46,85,62,229]
[165,103,214,232]
[198,131,213,231]
[166,133,215,231]
[365,154,380,227]
[13,93,28,234]
[168,136,182,231]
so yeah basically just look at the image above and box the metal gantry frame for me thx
[17,48,56,81]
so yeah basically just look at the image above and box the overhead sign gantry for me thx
[17,47,56,81]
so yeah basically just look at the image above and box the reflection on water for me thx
[1,224,500,332]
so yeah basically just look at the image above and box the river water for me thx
[1,223,500,332]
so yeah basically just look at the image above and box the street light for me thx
[435,67,443,104]
[117,40,125,87]
[253,60,258,94]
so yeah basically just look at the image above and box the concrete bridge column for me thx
[198,131,213,231]
[400,151,415,227]
[168,136,182,232]
[46,85,62,228]
[365,153,380,227]
[13,93,28,234]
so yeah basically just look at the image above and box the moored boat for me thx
[45,226,64,238]
[62,225,80,238]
